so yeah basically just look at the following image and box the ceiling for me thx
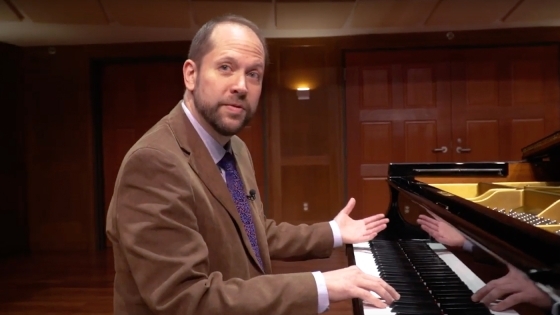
[1,0,559,47]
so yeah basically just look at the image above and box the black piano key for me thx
[391,304,442,313]
[365,239,498,315]
[390,299,438,306]
[435,296,474,301]
[432,292,474,298]
[430,286,469,291]
[443,310,492,315]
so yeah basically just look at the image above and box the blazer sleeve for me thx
[263,215,335,261]
[112,147,320,315]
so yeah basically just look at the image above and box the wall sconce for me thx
[296,87,310,100]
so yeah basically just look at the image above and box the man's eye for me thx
[248,72,260,79]
[219,65,230,71]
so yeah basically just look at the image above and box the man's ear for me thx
[183,59,197,91]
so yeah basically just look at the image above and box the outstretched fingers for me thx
[363,214,385,224]
[417,215,439,231]
[419,223,440,239]
[365,217,389,231]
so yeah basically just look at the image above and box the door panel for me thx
[461,120,500,162]
[345,49,452,219]
[451,46,560,162]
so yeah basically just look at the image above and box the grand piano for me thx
[347,130,560,315]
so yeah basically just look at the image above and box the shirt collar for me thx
[181,100,229,164]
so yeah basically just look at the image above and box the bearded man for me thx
[106,14,399,315]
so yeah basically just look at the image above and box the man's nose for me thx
[231,74,248,95]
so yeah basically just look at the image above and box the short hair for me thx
[188,14,269,68]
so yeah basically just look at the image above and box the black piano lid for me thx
[387,130,560,290]
[388,162,509,178]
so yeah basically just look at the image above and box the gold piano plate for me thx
[430,182,560,234]
[429,183,513,198]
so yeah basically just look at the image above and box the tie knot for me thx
[217,152,236,171]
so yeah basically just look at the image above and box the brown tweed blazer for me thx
[106,102,335,315]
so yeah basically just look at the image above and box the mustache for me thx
[219,100,249,108]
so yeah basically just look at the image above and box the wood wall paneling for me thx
[13,27,560,253]
[345,49,452,218]
[23,45,95,252]
[100,60,184,247]
[21,42,192,253]
[346,44,560,219]
[451,46,560,162]
[271,44,343,224]
[0,43,26,257]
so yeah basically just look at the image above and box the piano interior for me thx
[431,181,560,235]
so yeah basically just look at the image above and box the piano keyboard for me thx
[352,240,519,315]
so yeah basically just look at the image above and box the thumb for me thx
[342,198,356,215]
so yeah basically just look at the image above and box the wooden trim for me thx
[267,27,560,52]
[266,43,282,222]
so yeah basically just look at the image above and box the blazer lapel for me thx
[167,102,265,273]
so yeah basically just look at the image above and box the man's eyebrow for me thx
[216,56,236,64]
[216,56,264,70]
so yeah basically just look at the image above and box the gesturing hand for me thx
[417,214,466,248]
[323,266,400,308]
[334,198,389,244]
[472,264,553,311]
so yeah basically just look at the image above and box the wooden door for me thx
[450,46,560,162]
[345,49,453,219]
[345,45,560,219]
[100,60,265,247]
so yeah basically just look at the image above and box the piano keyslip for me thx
[352,240,518,315]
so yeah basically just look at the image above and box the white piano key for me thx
[353,243,393,315]
[354,251,380,277]
[363,305,394,315]
[352,241,520,315]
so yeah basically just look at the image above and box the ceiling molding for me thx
[0,0,559,47]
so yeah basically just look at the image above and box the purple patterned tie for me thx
[218,152,263,269]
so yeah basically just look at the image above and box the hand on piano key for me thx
[472,263,554,312]
[353,240,520,315]
[322,265,401,309]
[334,198,390,244]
